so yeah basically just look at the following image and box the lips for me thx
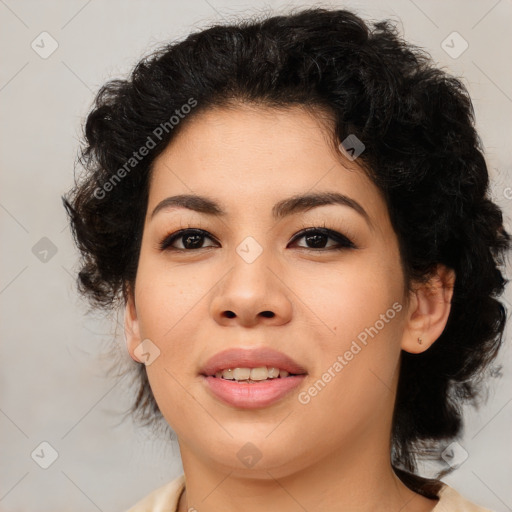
[200,347,308,409]
[200,347,308,377]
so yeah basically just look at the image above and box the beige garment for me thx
[125,473,494,512]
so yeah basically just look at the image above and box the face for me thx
[126,104,413,478]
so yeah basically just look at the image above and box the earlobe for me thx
[124,290,142,363]
[401,264,456,354]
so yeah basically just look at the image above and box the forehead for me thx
[147,105,387,222]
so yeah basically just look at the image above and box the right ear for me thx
[124,287,142,363]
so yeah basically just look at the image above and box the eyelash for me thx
[158,224,356,252]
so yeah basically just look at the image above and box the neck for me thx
[176,432,439,512]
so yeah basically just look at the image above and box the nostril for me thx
[260,311,274,318]
[224,311,236,318]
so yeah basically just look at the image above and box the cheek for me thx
[133,270,201,421]
[134,255,207,341]
[132,272,210,415]
[295,271,405,430]
[295,254,404,341]
[297,255,405,392]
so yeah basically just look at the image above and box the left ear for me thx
[401,264,456,354]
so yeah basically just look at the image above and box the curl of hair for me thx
[63,7,510,495]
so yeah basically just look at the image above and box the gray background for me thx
[1,0,511,511]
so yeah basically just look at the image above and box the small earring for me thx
[418,337,423,345]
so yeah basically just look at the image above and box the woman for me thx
[63,7,510,512]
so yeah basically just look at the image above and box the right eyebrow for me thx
[151,194,224,220]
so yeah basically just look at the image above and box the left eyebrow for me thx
[150,191,373,230]
[271,191,373,229]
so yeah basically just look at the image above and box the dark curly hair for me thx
[63,6,510,496]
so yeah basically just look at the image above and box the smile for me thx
[212,366,294,382]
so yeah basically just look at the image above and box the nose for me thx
[209,249,293,328]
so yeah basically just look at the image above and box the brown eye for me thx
[289,227,356,250]
[159,229,218,251]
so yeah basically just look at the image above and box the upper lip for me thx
[200,347,308,376]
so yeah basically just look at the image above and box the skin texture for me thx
[125,105,455,512]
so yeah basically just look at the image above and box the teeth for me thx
[220,369,233,379]
[248,367,268,381]
[267,367,280,378]
[215,366,291,381]
[233,368,251,380]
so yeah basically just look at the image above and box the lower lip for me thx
[202,375,306,409]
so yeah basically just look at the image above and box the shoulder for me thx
[433,483,495,512]
[123,476,493,512]
[124,473,186,512]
